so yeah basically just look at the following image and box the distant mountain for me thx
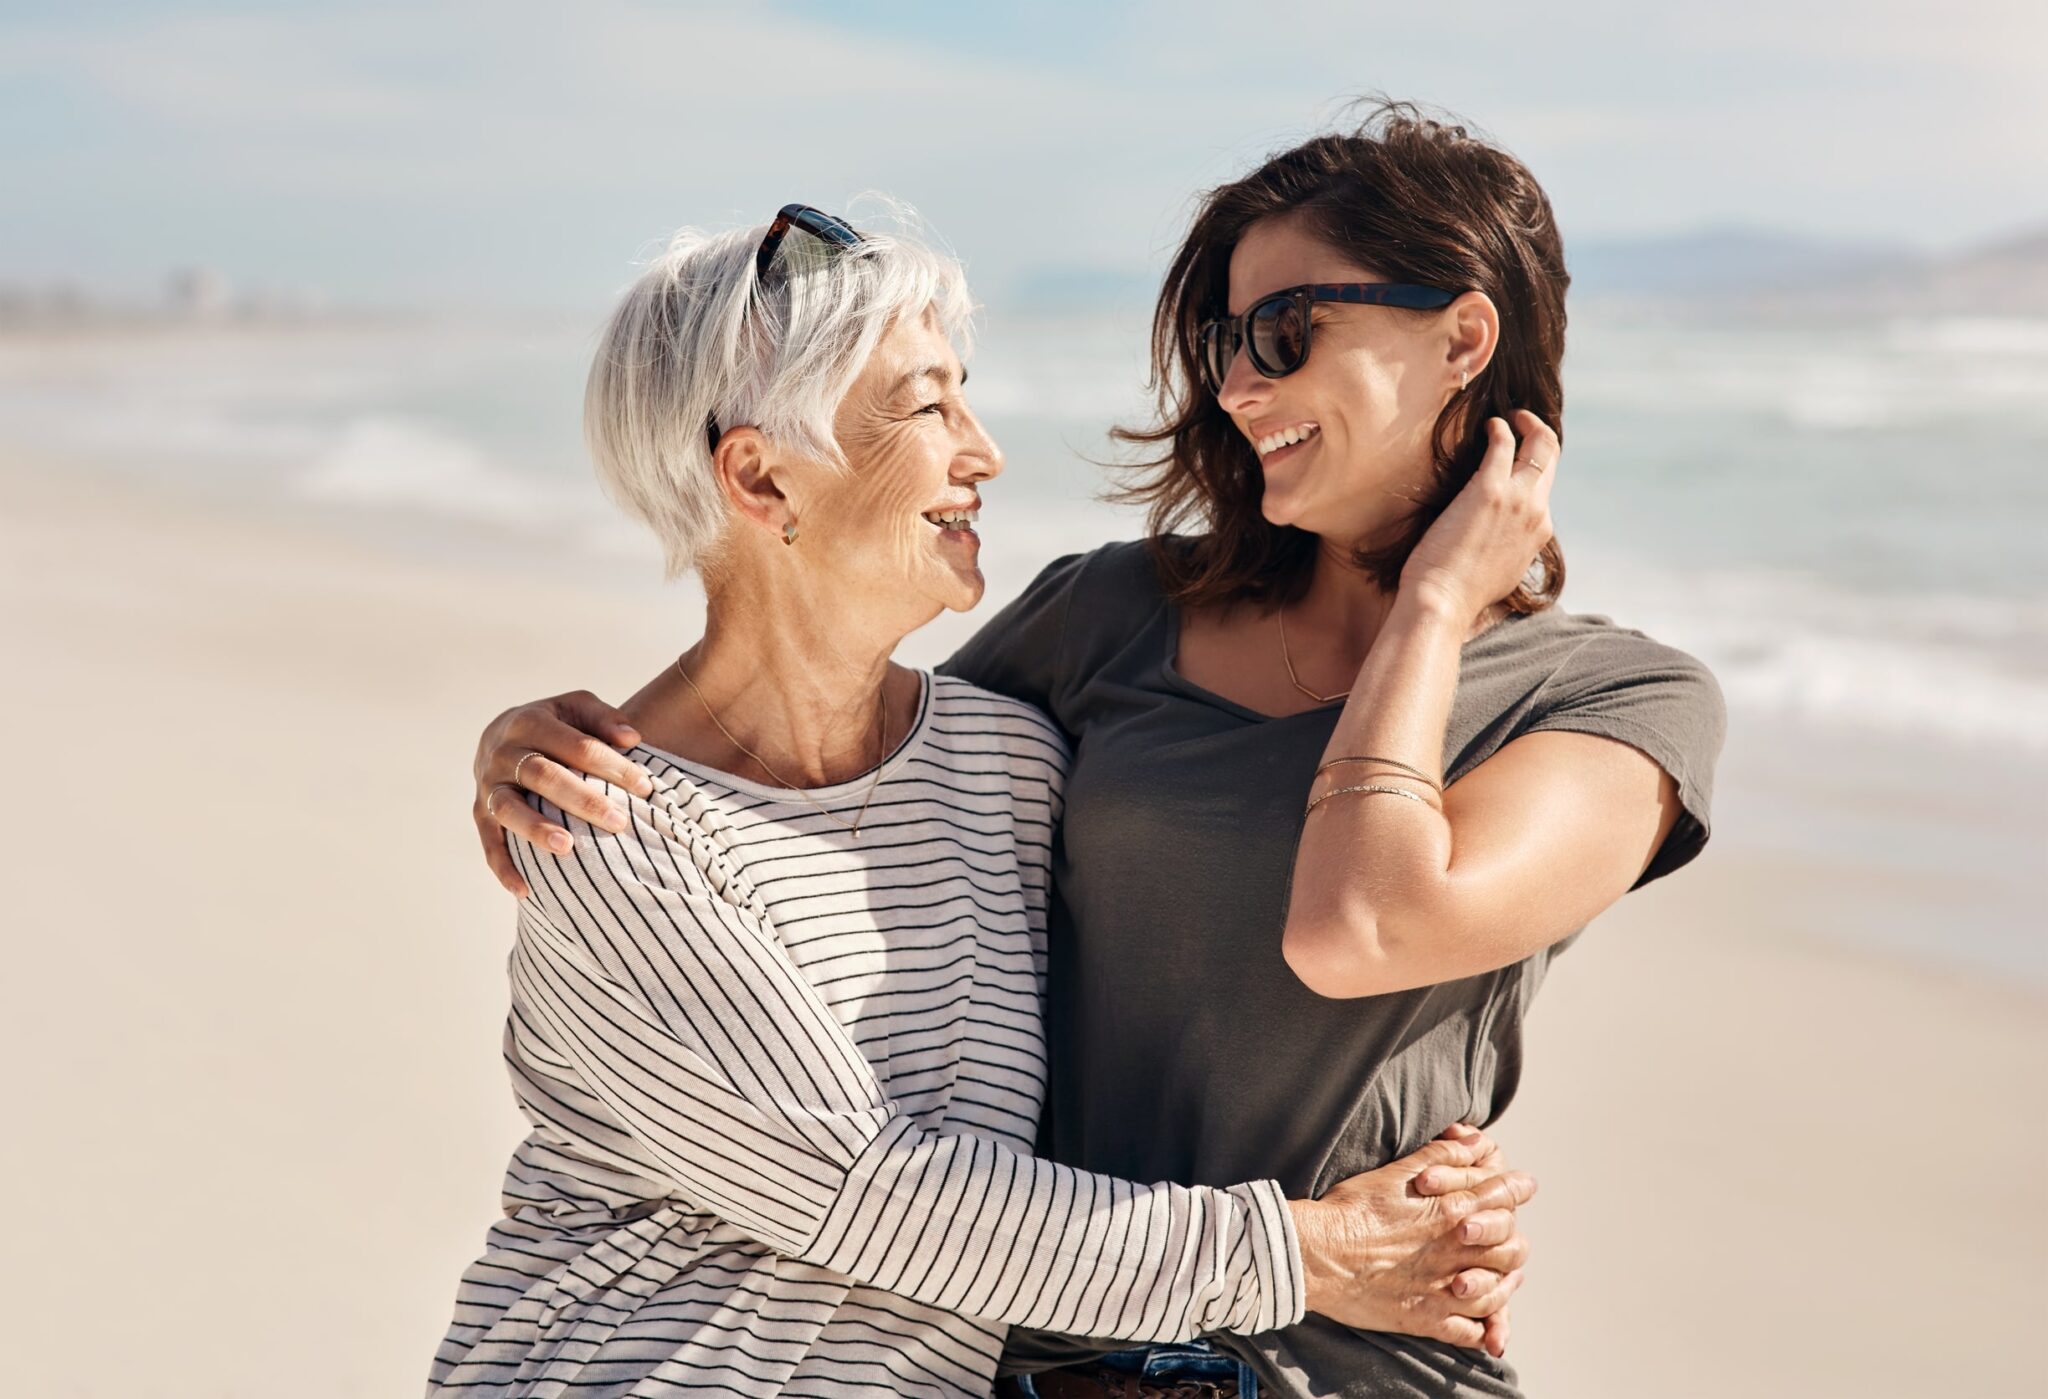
[1567,227,1923,300]
[1831,227,2048,316]
[1570,224,2048,316]
[993,224,2048,321]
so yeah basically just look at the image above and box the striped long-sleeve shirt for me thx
[427,673,1303,1398]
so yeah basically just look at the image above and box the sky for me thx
[3,0,2044,311]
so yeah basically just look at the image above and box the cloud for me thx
[5,0,2043,306]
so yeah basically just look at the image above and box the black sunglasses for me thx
[708,204,866,450]
[1197,282,1457,394]
[754,202,864,285]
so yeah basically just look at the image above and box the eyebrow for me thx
[892,363,968,396]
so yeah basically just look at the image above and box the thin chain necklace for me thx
[673,656,890,839]
[1277,603,1352,704]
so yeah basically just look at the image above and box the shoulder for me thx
[1474,607,1723,717]
[1475,609,1727,885]
[510,760,768,922]
[1543,611,1724,734]
[938,538,1170,714]
[927,673,1072,773]
[1003,538,1166,624]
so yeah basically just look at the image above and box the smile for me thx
[1255,422,1319,457]
[921,506,980,534]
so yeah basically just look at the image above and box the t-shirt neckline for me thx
[629,670,934,802]
[1156,597,1534,724]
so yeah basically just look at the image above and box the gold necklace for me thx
[1278,604,1351,704]
[673,656,890,839]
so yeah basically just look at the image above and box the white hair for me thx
[583,201,976,580]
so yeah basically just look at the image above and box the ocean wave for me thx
[1565,555,2048,751]
[297,416,585,526]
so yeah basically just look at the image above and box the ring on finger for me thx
[512,750,546,790]
[486,782,520,821]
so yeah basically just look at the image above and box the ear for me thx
[1444,290,1501,383]
[710,427,795,538]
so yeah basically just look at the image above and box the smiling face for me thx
[782,305,1002,629]
[1214,213,1490,547]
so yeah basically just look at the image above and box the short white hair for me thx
[584,201,976,580]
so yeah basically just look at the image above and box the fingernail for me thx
[1462,1221,1481,1242]
[548,832,573,853]
[630,767,655,796]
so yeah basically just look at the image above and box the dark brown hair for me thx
[1114,99,1568,612]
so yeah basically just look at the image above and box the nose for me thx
[1214,341,1274,421]
[955,405,1005,484]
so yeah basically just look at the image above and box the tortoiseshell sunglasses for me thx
[1197,282,1458,394]
[708,204,866,449]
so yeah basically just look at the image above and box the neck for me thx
[1291,539,1398,656]
[1287,538,1505,664]
[668,565,912,788]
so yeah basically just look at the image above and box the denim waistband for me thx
[1008,1338,1258,1397]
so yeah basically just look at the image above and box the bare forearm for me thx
[1285,587,1469,989]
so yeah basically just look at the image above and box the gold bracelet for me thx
[1315,754,1443,792]
[1305,782,1438,816]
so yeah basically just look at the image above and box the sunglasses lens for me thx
[1199,321,1232,393]
[1249,295,1308,377]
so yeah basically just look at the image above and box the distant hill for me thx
[1570,225,2048,316]
[992,224,2048,321]
[1568,228,1921,299]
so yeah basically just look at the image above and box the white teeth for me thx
[923,507,980,530]
[1255,423,1319,457]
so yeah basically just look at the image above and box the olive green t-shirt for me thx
[938,539,1726,1399]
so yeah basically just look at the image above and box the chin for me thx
[941,573,986,613]
[1258,485,1310,530]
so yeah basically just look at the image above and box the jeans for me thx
[1007,1338,1258,1397]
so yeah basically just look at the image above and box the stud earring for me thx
[783,520,799,546]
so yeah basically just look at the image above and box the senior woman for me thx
[468,104,1728,1399]
[426,204,1534,1399]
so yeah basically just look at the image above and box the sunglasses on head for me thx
[1196,282,1458,394]
[708,203,866,450]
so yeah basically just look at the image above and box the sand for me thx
[3,455,2041,1398]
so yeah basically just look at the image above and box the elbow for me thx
[1281,906,1400,1000]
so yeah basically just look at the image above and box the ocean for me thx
[5,302,2042,977]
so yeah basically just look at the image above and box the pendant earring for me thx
[1459,369,1469,391]
[783,520,799,546]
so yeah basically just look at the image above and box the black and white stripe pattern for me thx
[428,674,1302,1398]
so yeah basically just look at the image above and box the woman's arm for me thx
[514,780,1301,1343]
[1282,412,1687,999]
[510,776,1534,1349]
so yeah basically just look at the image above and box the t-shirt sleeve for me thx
[504,776,1303,1341]
[1517,630,1727,887]
[937,551,1091,722]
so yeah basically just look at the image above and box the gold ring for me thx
[512,750,545,789]
[486,782,519,821]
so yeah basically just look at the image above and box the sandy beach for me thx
[4,453,2042,1399]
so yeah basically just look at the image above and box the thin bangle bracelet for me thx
[1315,754,1443,791]
[1305,782,1438,816]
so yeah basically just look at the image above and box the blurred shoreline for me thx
[3,447,2041,1399]
[6,301,2042,982]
